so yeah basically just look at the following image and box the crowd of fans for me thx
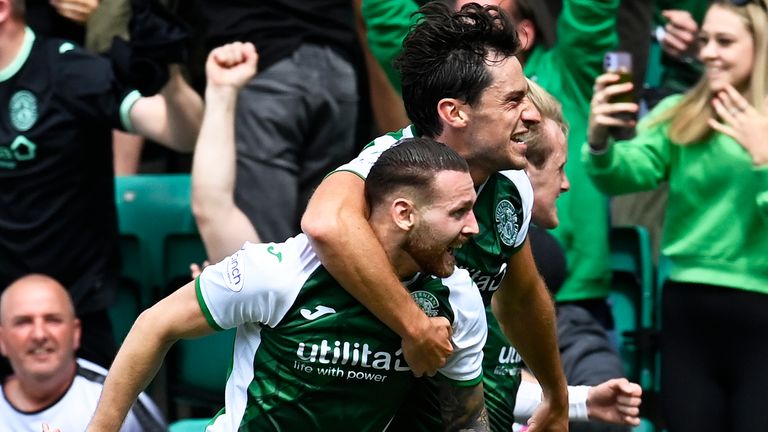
[1,0,766,431]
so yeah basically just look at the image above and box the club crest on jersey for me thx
[495,200,518,246]
[225,250,244,292]
[9,90,37,132]
[410,291,439,317]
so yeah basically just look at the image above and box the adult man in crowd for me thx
[0,0,202,369]
[192,0,361,243]
[480,79,641,432]
[0,274,165,431]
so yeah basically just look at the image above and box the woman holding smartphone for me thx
[584,1,768,431]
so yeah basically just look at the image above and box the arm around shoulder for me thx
[302,171,452,376]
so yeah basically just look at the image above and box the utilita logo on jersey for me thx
[493,346,523,376]
[465,265,507,293]
[293,340,409,383]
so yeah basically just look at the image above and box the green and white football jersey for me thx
[338,126,534,430]
[196,234,486,431]
[483,307,524,432]
[338,125,533,306]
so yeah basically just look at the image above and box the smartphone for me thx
[603,51,635,103]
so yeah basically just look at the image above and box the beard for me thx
[404,224,459,278]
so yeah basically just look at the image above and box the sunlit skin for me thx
[454,55,541,183]
[698,4,755,93]
[0,276,81,412]
[527,119,570,229]
[402,170,479,278]
[0,279,80,383]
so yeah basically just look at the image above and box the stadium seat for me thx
[162,231,207,297]
[608,225,656,389]
[168,418,212,432]
[167,329,236,418]
[107,279,142,346]
[115,174,202,306]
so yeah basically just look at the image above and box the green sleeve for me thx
[528,0,620,101]
[755,165,768,221]
[582,97,682,196]
[362,0,420,94]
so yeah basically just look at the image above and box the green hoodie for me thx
[584,95,768,294]
[524,0,621,302]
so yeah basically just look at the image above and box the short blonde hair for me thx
[526,78,568,168]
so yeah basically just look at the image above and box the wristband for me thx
[569,385,590,421]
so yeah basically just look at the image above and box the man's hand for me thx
[526,395,569,431]
[50,0,99,24]
[587,378,642,426]
[401,316,453,377]
[189,261,210,279]
[660,10,698,59]
[205,42,258,91]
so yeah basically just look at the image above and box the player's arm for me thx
[191,42,260,262]
[434,381,489,431]
[516,371,642,426]
[128,64,203,154]
[87,280,213,432]
[302,172,453,376]
[491,241,568,431]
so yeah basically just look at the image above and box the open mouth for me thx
[447,239,467,255]
[29,347,53,357]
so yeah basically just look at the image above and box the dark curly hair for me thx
[394,2,522,137]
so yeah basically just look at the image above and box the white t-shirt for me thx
[0,358,165,432]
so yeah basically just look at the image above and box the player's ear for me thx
[72,318,81,351]
[518,18,536,50]
[392,198,416,231]
[0,0,10,24]
[437,98,470,129]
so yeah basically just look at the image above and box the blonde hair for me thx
[649,0,768,145]
[526,78,568,168]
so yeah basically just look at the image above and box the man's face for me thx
[405,170,479,277]
[527,119,569,229]
[461,55,541,178]
[0,282,80,382]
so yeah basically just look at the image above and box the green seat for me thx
[167,329,236,418]
[109,234,145,345]
[162,231,207,296]
[654,254,673,412]
[608,225,656,390]
[115,174,198,307]
[168,418,212,432]
[107,279,142,346]
[635,418,656,432]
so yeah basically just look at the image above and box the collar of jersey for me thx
[0,27,35,82]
